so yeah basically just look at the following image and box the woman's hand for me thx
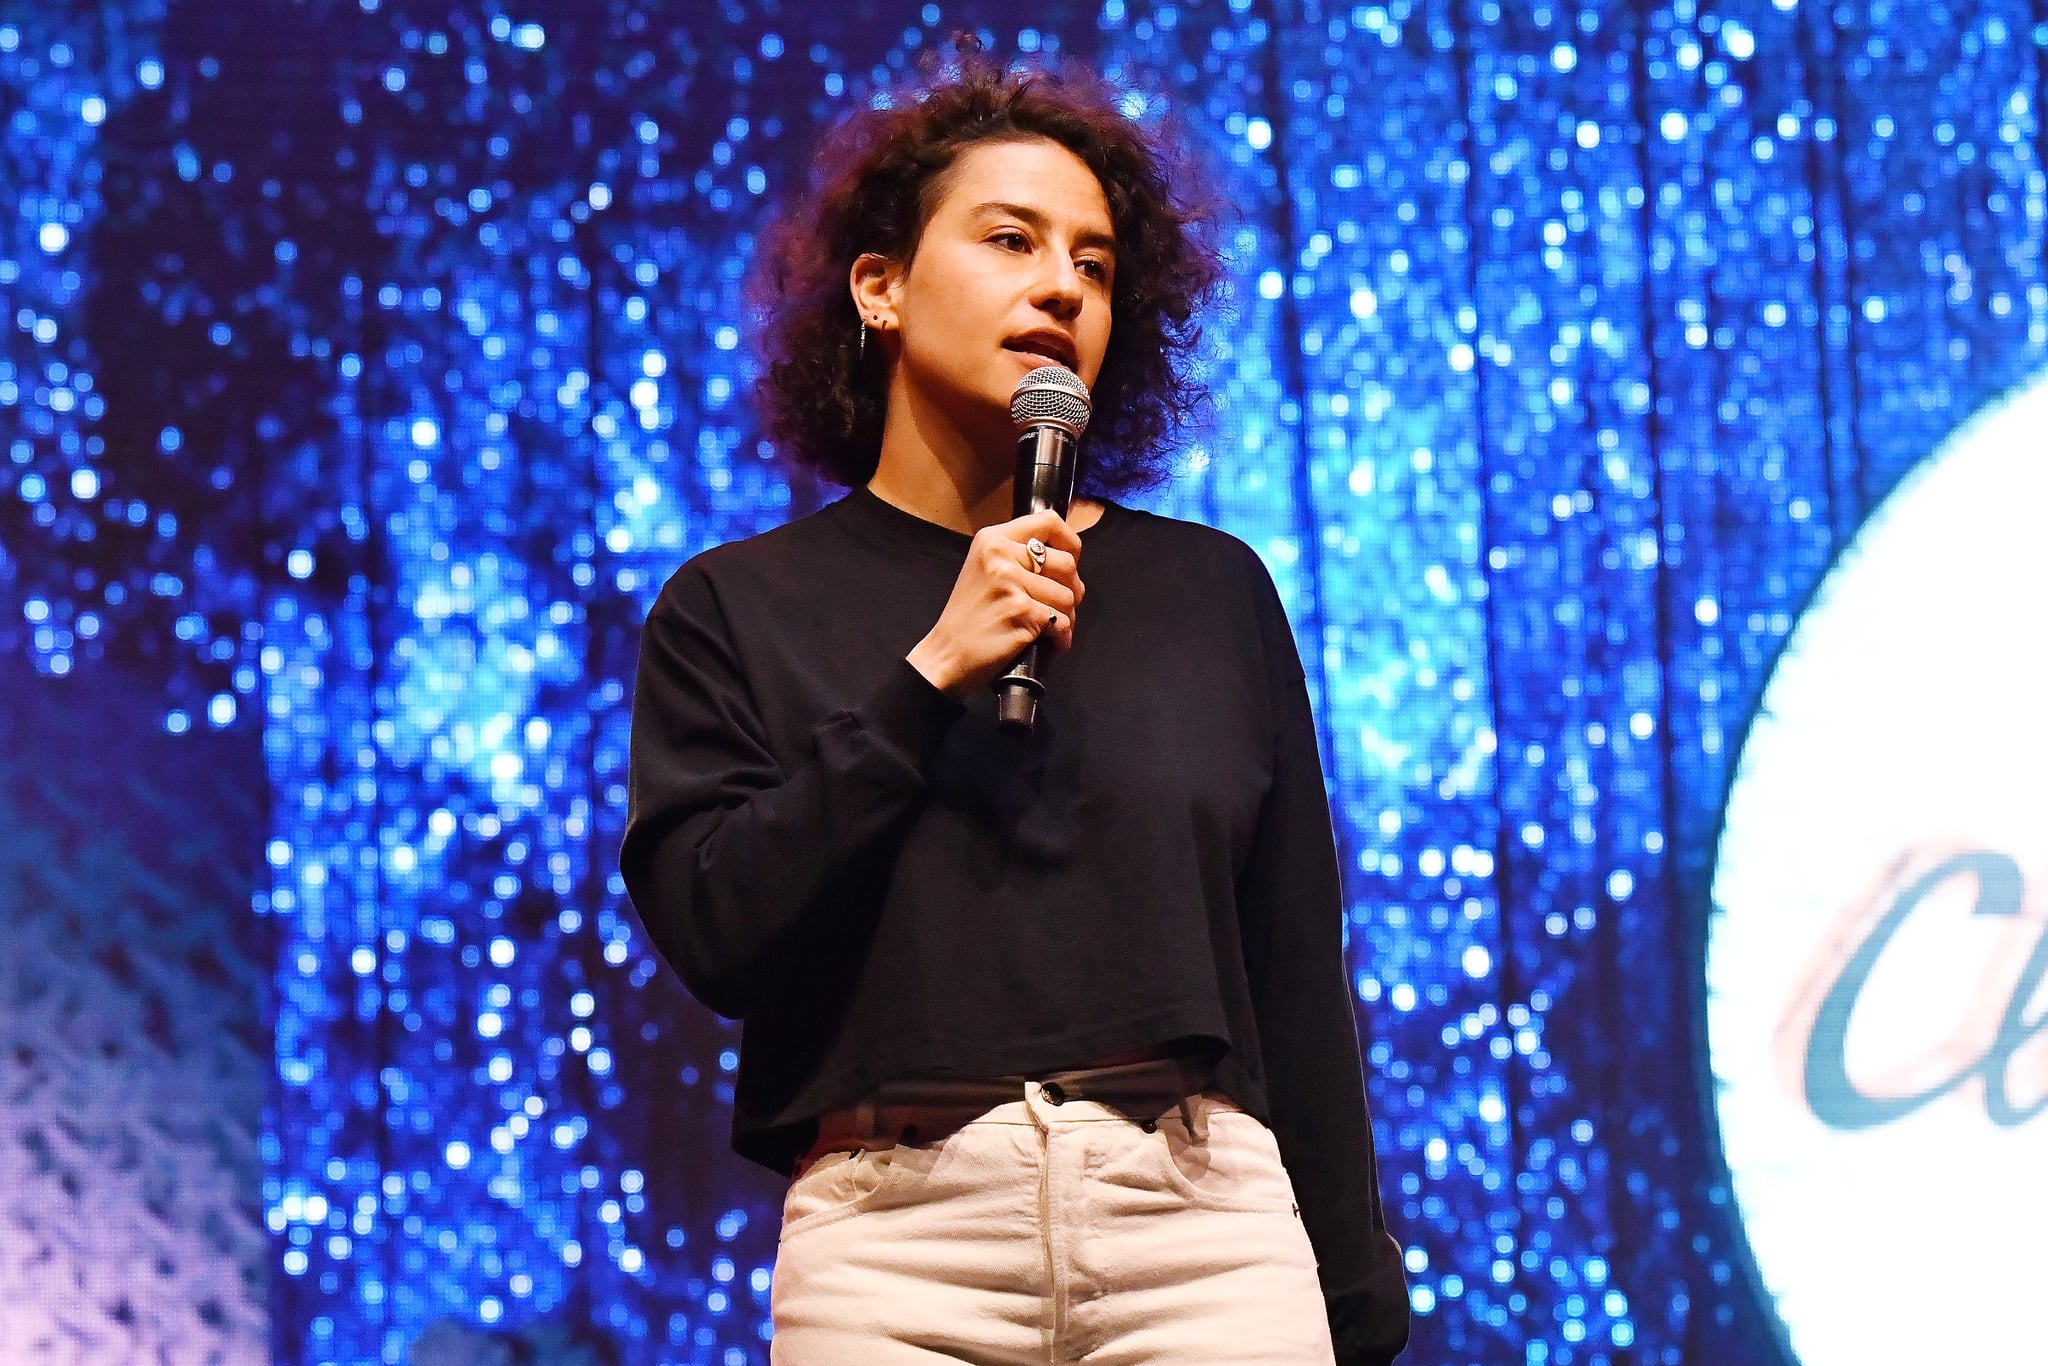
[906,509,1085,700]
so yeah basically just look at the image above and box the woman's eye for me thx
[992,231,1029,251]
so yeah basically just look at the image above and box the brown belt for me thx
[803,1054,1223,1169]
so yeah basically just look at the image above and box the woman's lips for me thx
[1005,345,1074,371]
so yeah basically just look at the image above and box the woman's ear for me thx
[849,252,903,335]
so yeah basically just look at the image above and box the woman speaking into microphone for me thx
[620,46,1409,1366]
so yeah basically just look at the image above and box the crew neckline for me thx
[838,484,1123,564]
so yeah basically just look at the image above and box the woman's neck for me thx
[868,407,1102,535]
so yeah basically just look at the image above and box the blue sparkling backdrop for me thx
[2,0,2040,1363]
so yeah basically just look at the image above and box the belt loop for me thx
[1176,1093,1196,1136]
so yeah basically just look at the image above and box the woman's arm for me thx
[619,566,964,1020]
[1237,557,1412,1366]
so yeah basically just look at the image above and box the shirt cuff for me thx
[855,657,967,769]
[1325,1235,1413,1366]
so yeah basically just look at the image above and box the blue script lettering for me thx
[1804,850,2047,1129]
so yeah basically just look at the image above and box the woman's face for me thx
[861,136,1117,452]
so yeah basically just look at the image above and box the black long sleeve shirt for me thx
[621,486,1409,1363]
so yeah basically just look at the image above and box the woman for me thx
[621,51,1410,1365]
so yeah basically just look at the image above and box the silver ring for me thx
[1026,537,1048,573]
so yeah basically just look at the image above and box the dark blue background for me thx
[1,1,2034,1362]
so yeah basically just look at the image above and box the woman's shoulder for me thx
[645,496,868,618]
[1100,503,1298,652]
[1097,500,1277,583]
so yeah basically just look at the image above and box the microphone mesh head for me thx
[1010,365,1093,435]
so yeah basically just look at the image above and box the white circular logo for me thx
[1708,373,2048,1364]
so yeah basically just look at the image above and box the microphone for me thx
[995,364,1092,732]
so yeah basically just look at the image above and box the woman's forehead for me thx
[931,138,1113,234]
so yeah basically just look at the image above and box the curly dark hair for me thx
[748,51,1224,496]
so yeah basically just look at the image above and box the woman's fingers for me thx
[1015,572,1078,622]
[906,510,1087,697]
[991,526,1080,647]
[1013,507,1083,557]
[1021,597,1075,653]
[987,519,1083,621]
[1018,541,1080,592]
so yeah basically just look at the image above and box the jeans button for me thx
[1041,1081,1067,1105]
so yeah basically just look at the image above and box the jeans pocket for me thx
[779,1146,900,1243]
[1150,1107,1300,1214]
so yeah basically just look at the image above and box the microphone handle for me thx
[994,423,1079,731]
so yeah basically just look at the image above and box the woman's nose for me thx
[1035,258,1085,317]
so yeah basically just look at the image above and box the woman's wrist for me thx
[905,636,967,700]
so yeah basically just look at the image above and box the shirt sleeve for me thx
[1236,553,1412,1366]
[619,562,965,1020]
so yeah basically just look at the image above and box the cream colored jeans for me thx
[769,1082,1337,1364]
